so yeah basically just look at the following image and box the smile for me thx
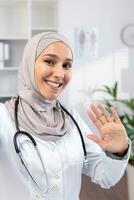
[45,80,62,88]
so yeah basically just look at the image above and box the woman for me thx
[0,32,130,200]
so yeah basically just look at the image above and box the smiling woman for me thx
[0,32,131,200]
[34,42,73,100]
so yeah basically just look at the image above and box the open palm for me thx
[87,103,128,155]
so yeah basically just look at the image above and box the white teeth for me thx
[46,81,61,88]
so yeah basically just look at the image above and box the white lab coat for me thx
[0,103,130,200]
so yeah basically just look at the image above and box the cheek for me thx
[34,67,41,87]
[34,65,46,89]
[35,64,48,82]
[65,71,72,83]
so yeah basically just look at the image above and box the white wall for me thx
[58,0,134,54]
[58,0,134,114]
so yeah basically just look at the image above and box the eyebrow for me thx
[43,53,73,62]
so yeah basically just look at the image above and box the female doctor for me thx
[0,32,131,200]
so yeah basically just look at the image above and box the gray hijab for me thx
[5,32,73,141]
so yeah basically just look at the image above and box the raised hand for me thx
[87,103,129,155]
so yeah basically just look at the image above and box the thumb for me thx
[87,134,100,144]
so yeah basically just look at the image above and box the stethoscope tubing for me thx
[60,104,87,158]
[13,96,88,193]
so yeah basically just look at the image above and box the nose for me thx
[53,64,65,79]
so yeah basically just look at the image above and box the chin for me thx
[41,93,59,101]
[39,88,63,100]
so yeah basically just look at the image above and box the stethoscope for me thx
[13,96,88,194]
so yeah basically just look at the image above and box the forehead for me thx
[40,42,73,59]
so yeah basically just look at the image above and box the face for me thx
[34,42,73,100]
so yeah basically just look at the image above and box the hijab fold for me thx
[5,32,72,141]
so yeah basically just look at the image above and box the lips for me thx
[45,80,62,88]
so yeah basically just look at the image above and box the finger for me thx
[110,106,121,124]
[90,104,107,125]
[98,103,112,122]
[87,110,102,130]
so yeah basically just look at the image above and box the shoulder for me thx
[67,107,83,124]
[67,107,92,134]
[0,103,8,133]
[0,102,8,112]
[0,103,11,122]
[68,107,80,118]
[0,103,7,114]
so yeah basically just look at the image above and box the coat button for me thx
[52,146,55,151]
[52,177,60,188]
[35,192,41,199]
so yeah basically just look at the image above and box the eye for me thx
[44,59,54,66]
[63,62,72,70]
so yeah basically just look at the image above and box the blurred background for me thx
[0,0,134,199]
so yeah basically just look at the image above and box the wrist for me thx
[113,144,129,157]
